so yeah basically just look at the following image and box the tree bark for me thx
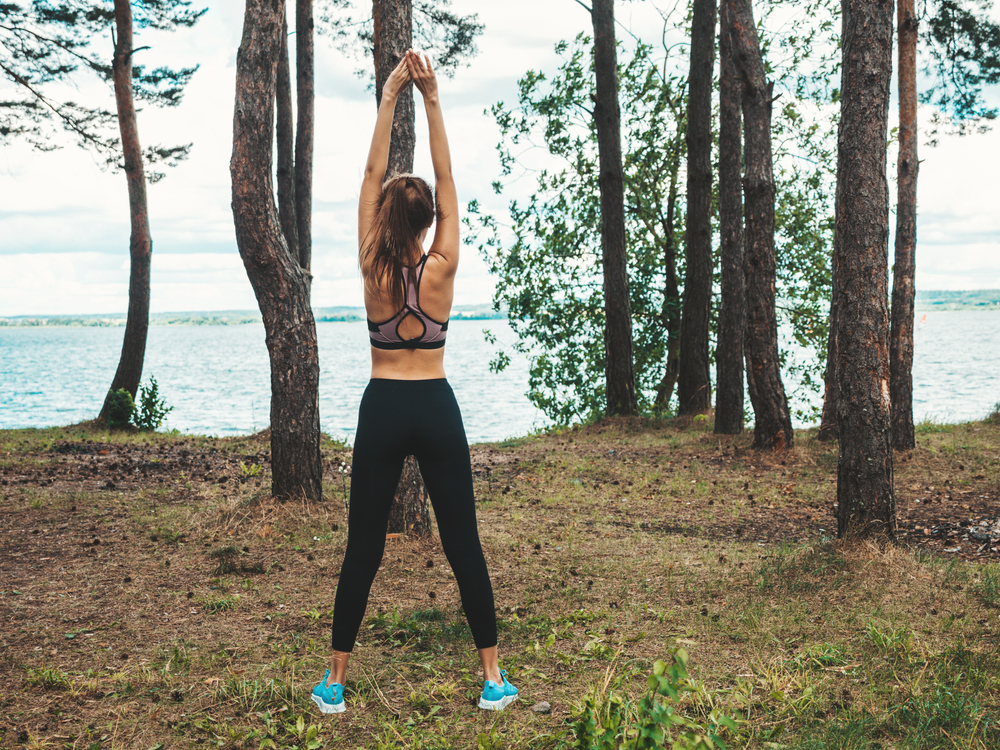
[834,0,896,541]
[373,0,415,176]
[730,0,793,451]
[232,0,323,502]
[714,0,745,435]
[387,457,432,537]
[592,0,638,416]
[99,0,152,422]
[276,13,299,260]
[294,0,314,272]
[677,0,716,416]
[890,0,918,451]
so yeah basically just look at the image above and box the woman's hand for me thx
[382,56,411,102]
[406,50,438,103]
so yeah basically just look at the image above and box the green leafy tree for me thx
[469,9,839,426]
[466,36,686,425]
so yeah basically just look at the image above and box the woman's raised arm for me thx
[406,51,459,274]
[358,58,411,255]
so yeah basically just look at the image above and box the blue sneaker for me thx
[478,669,518,710]
[311,670,346,714]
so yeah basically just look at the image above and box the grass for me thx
[1,417,999,748]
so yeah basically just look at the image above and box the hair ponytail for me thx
[361,174,435,309]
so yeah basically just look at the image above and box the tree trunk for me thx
[374,0,415,176]
[276,13,299,260]
[232,0,323,503]
[592,0,638,416]
[817,266,840,441]
[714,0,745,435]
[295,0,314,272]
[387,457,432,537]
[834,0,896,541]
[98,0,151,422]
[730,0,793,451]
[890,0,918,451]
[653,179,681,411]
[677,0,716,416]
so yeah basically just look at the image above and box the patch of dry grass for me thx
[1,417,999,748]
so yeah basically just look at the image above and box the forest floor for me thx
[1,413,999,749]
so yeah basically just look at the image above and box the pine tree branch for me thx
[0,58,111,150]
[0,21,104,72]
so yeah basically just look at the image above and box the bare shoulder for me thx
[424,246,458,280]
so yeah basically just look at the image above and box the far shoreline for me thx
[0,305,506,328]
[1,290,996,327]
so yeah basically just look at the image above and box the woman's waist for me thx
[370,347,447,381]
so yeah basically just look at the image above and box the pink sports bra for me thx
[367,254,449,350]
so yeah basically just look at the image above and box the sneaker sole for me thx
[478,694,517,711]
[311,693,346,714]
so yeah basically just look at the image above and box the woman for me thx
[311,51,517,715]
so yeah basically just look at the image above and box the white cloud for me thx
[3,1,998,318]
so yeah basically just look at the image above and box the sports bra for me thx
[367,254,449,350]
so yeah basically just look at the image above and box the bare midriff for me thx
[370,347,446,380]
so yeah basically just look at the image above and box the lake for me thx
[0,312,997,442]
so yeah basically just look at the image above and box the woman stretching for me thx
[311,51,517,715]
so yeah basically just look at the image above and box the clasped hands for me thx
[383,49,438,103]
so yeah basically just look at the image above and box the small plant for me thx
[864,622,914,659]
[788,643,850,671]
[239,461,262,480]
[336,460,350,510]
[973,564,1000,609]
[134,376,173,431]
[987,402,1000,425]
[158,643,192,674]
[202,594,241,613]
[25,666,71,690]
[571,649,738,750]
[105,388,135,429]
[210,545,242,575]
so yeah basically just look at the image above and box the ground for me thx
[1,416,999,749]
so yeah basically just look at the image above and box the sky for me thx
[1,0,999,317]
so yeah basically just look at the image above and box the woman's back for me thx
[358,53,459,381]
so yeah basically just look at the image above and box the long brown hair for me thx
[361,174,435,309]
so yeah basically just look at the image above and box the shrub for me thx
[134,376,173,431]
[105,388,135,429]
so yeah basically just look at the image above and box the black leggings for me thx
[330,378,497,652]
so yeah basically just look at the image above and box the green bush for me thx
[134,376,173,431]
[105,388,135,429]
[571,649,738,750]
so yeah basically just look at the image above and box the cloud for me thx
[3,0,999,316]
